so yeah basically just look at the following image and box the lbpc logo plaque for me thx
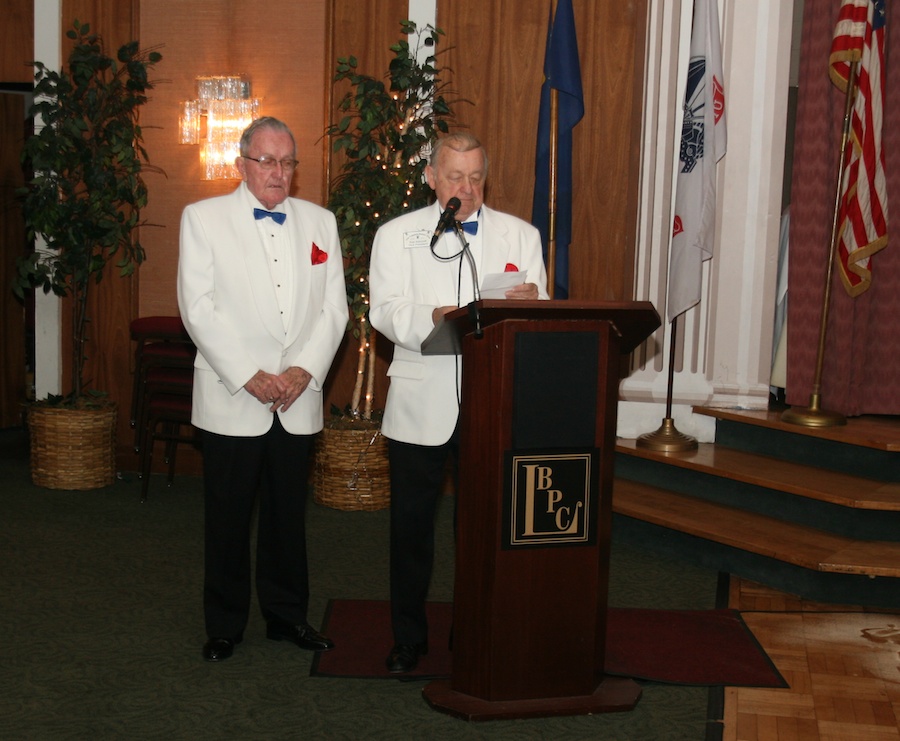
[503,450,598,548]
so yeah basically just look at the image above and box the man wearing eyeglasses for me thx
[369,132,549,674]
[177,116,348,663]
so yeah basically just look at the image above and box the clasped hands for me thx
[431,282,540,325]
[245,367,312,412]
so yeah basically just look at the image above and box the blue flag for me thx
[531,0,584,299]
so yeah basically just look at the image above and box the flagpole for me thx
[780,62,858,429]
[546,46,559,299]
[636,314,698,452]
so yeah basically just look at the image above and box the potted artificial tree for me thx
[13,20,162,490]
[313,21,460,510]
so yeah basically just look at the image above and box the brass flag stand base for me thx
[781,393,846,428]
[637,416,698,452]
[636,316,698,453]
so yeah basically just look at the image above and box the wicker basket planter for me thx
[27,402,117,490]
[313,420,389,511]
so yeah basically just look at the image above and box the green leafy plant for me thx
[326,20,462,421]
[13,20,163,405]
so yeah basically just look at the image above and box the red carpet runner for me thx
[310,599,787,688]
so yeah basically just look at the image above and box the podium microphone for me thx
[429,197,462,248]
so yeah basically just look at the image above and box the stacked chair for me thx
[130,316,197,502]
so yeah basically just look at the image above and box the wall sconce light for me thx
[179,76,260,180]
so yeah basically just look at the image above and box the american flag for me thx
[829,0,888,296]
[667,0,727,321]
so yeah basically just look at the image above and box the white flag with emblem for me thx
[667,0,727,321]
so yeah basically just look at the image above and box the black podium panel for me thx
[512,330,599,450]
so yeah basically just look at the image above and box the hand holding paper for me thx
[480,271,526,299]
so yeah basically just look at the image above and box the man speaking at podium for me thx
[369,132,549,673]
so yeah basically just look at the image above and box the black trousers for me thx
[201,415,313,640]
[387,429,459,647]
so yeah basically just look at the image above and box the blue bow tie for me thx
[445,220,478,236]
[254,208,286,225]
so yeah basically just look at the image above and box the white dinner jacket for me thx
[369,202,549,446]
[177,183,348,437]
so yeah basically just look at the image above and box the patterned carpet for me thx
[0,428,721,740]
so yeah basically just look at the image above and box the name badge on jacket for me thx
[403,230,431,249]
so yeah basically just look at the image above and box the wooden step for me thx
[615,438,900,511]
[612,478,900,578]
[694,407,900,452]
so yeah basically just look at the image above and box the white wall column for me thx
[619,0,795,441]
[408,0,437,34]
[32,0,63,399]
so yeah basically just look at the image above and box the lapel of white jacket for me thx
[417,202,454,302]
[283,198,312,347]
[478,205,512,276]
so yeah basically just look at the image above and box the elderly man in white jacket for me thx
[178,117,347,663]
[369,132,549,673]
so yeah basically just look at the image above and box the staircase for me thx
[612,407,900,608]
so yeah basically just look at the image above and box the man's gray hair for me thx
[429,132,489,175]
[239,116,296,157]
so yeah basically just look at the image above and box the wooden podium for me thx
[420,300,660,721]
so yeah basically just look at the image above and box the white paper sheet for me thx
[480,271,525,299]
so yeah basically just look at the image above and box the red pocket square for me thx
[504,263,519,272]
[311,243,328,265]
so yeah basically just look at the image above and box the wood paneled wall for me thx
[328,0,411,183]
[137,0,330,317]
[439,0,647,301]
[0,94,27,427]
[321,0,409,414]
[2,0,37,428]
[5,0,648,467]
[324,0,649,414]
[84,0,331,467]
[2,0,35,84]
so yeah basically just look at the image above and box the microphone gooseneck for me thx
[456,222,483,340]
[465,264,483,339]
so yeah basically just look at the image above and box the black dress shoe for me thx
[266,620,334,651]
[385,643,428,674]
[203,636,241,662]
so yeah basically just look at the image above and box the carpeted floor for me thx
[1,427,725,740]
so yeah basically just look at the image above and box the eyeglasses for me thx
[242,155,299,172]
